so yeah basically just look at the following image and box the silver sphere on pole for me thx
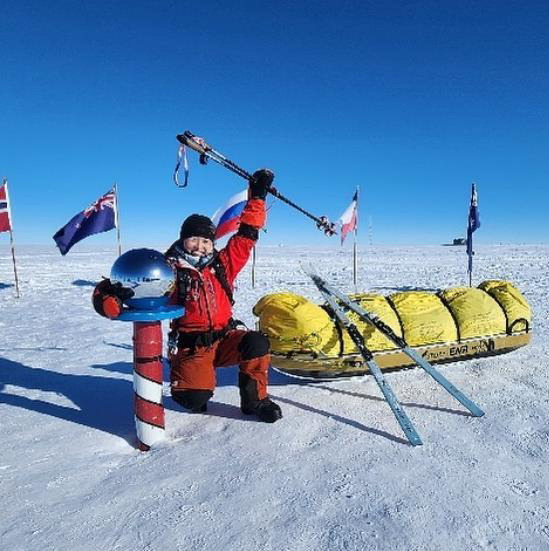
[110,248,175,308]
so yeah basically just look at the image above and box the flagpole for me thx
[252,245,256,288]
[467,203,473,288]
[467,182,475,287]
[114,182,122,256]
[353,234,357,288]
[9,229,20,298]
[468,229,473,287]
[2,180,20,298]
[353,186,359,289]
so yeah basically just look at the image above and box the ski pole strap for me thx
[177,132,251,180]
[173,144,189,188]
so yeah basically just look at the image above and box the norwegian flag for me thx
[53,189,117,255]
[0,179,13,233]
[338,190,359,244]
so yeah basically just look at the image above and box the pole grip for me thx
[176,131,210,155]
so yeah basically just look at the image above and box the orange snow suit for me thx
[166,199,270,411]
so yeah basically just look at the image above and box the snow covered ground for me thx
[1,243,548,551]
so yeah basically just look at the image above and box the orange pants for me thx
[170,329,270,405]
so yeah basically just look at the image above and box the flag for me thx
[53,188,117,255]
[211,189,248,239]
[0,179,13,233]
[338,190,359,244]
[466,183,480,274]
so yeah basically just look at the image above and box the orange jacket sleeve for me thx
[218,198,266,282]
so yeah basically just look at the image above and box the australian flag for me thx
[466,183,480,273]
[53,189,117,255]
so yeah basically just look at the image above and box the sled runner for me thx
[269,324,530,379]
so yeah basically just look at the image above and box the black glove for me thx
[92,279,134,318]
[249,168,274,200]
[100,279,134,301]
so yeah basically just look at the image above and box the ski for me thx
[305,269,485,418]
[306,269,423,446]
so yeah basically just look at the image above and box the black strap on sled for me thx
[508,318,530,334]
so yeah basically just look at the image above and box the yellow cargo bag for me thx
[439,287,506,338]
[478,280,531,333]
[254,292,400,356]
[253,292,339,355]
[345,293,402,352]
[254,280,531,359]
[389,291,458,346]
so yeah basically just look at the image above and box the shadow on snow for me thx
[0,357,138,446]
[0,358,301,445]
[269,394,410,445]
[72,279,97,287]
[0,356,458,447]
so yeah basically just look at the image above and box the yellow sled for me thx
[253,280,531,379]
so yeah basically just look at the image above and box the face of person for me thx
[183,236,214,257]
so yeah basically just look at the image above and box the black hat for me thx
[179,214,216,241]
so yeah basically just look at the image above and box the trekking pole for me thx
[175,131,337,236]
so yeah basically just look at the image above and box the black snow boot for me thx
[191,403,208,413]
[171,389,211,413]
[239,372,282,423]
[242,397,282,423]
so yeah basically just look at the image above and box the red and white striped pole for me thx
[133,321,165,451]
[107,247,183,451]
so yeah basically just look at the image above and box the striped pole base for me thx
[133,321,165,451]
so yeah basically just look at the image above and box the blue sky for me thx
[2,0,548,248]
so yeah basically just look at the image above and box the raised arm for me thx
[219,169,273,282]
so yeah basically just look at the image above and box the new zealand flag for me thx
[466,183,480,272]
[53,189,117,255]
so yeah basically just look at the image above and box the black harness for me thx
[174,251,234,306]
[166,244,239,353]
[176,318,240,351]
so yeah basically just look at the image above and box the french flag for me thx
[339,190,358,244]
[211,189,248,239]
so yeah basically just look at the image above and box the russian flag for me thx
[339,190,358,244]
[212,189,248,239]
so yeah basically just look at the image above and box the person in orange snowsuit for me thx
[93,169,282,423]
